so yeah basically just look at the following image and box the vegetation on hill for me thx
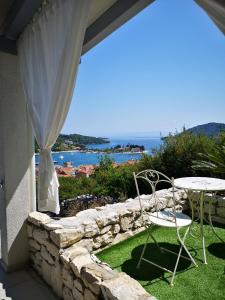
[186,122,225,137]
[59,129,223,202]
[58,133,109,145]
[35,133,109,152]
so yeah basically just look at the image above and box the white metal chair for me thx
[133,169,198,286]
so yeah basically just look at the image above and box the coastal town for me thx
[35,159,137,178]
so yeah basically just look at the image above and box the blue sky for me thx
[62,0,225,137]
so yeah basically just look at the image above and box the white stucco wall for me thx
[0,51,36,271]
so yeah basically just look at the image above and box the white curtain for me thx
[18,0,90,214]
[195,0,225,35]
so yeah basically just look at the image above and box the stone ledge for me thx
[27,189,225,300]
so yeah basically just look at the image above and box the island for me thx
[88,144,145,154]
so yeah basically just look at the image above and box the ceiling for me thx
[0,0,155,55]
[88,0,118,27]
[0,0,14,34]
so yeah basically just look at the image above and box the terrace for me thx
[0,0,225,300]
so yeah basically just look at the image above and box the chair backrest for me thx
[133,169,177,225]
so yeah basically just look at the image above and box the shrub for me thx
[93,156,138,199]
[59,130,217,202]
[59,176,96,200]
[192,131,225,179]
[151,129,215,178]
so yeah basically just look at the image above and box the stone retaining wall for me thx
[190,192,225,224]
[27,189,225,300]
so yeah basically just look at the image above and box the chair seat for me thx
[149,210,192,228]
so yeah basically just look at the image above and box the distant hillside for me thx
[35,134,109,152]
[58,134,109,145]
[186,122,225,137]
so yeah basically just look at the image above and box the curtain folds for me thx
[18,0,90,214]
[195,0,225,35]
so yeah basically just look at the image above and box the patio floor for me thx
[97,223,225,300]
[0,266,58,300]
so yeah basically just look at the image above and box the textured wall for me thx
[0,51,35,271]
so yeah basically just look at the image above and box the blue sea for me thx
[35,137,162,167]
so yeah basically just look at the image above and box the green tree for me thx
[153,129,215,178]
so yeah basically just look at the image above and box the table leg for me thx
[200,191,207,264]
[187,190,200,238]
[208,196,225,243]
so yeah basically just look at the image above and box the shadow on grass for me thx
[208,243,225,260]
[121,242,194,284]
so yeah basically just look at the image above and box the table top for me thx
[174,177,225,192]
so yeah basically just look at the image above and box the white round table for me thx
[174,177,225,264]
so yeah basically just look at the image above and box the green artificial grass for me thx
[97,224,225,300]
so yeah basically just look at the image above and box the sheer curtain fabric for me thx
[195,0,225,35]
[19,0,90,213]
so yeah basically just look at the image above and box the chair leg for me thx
[150,231,163,253]
[137,225,197,286]
[170,244,183,286]
[137,225,153,269]
[177,227,198,267]
[171,226,198,286]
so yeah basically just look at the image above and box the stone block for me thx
[43,222,64,231]
[74,278,83,293]
[81,263,115,283]
[33,227,49,245]
[28,239,41,251]
[27,224,33,238]
[30,252,42,273]
[100,225,112,235]
[71,253,93,278]
[41,245,54,265]
[84,288,96,300]
[28,212,51,227]
[93,231,113,249]
[81,263,115,295]
[211,215,225,225]
[50,228,84,248]
[32,261,42,275]
[120,214,134,232]
[217,197,225,208]
[133,214,149,229]
[83,220,99,238]
[96,211,119,228]
[112,224,120,234]
[74,238,93,252]
[51,260,63,298]
[61,246,89,265]
[41,259,52,286]
[72,287,84,300]
[62,266,74,289]
[101,272,154,300]
[63,286,74,300]
[216,206,225,218]
[44,240,59,258]
[33,251,42,266]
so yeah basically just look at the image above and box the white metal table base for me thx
[187,190,225,264]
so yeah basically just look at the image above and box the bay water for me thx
[35,137,162,167]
